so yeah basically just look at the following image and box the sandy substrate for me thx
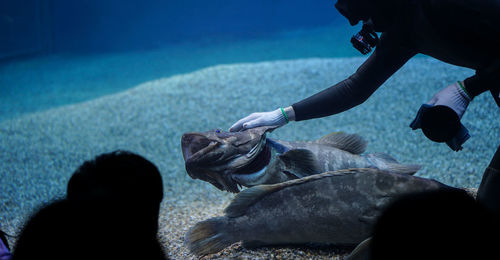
[0,57,498,259]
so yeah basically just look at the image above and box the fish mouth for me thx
[226,140,272,192]
[207,138,272,193]
[189,139,272,193]
[181,128,275,193]
[181,133,214,163]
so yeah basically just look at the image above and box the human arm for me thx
[292,33,417,121]
[229,33,416,131]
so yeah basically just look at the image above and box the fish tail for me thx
[367,153,421,175]
[184,217,235,256]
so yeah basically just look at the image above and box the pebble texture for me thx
[0,57,498,259]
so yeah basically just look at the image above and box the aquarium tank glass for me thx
[1,1,498,259]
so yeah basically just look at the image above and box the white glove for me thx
[427,81,472,119]
[229,108,289,132]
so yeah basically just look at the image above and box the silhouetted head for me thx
[335,0,374,26]
[67,150,164,233]
[371,189,498,260]
[335,0,401,32]
[12,199,168,260]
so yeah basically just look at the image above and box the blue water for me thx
[0,0,359,122]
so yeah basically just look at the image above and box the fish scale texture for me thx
[0,57,498,259]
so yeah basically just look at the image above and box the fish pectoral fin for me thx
[316,132,367,155]
[282,170,301,179]
[278,149,321,177]
[345,237,372,260]
[224,185,276,217]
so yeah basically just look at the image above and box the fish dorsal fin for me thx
[316,132,367,154]
[278,149,321,178]
[224,168,378,217]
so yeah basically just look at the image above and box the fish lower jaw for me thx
[220,177,241,193]
[232,166,268,187]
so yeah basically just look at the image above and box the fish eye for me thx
[214,128,232,138]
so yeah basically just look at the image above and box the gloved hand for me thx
[229,108,290,132]
[427,81,472,119]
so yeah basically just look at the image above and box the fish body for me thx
[267,138,388,171]
[181,127,420,192]
[185,168,452,256]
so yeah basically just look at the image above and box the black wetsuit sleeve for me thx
[464,60,500,105]
[291,33,416,121]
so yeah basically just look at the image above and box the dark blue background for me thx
[1,0,343,58]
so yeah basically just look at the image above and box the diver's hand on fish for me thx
[426,81,471,119]
[229,106,295,132]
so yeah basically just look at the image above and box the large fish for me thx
[181,126,420,192]
[185,168,453,256]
